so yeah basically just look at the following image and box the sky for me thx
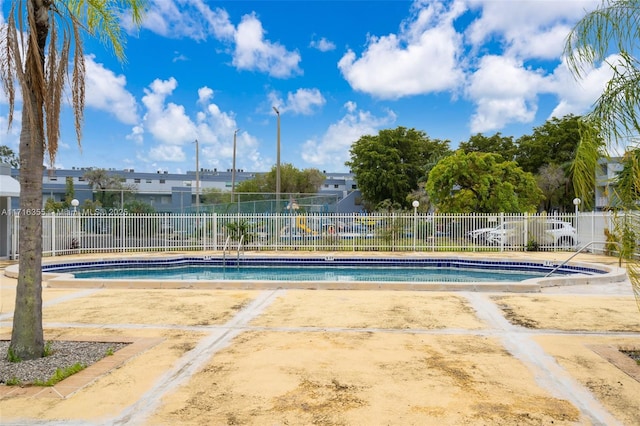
[0,0,620,174]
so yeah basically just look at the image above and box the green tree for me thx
[536,163,570,212]
[123,200,156,214]
[235,164,325,195]
[564,0,640,303]
[83,169,136,208]
[64,176,75,208]
[515,115,601,211]
[346,127,451,210]
[0,0,145,360]
[0,145,19,168]
[459,133,517,161]
[425,151,543,213]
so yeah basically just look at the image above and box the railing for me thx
[8,211,622,258]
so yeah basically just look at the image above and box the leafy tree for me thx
[83,169,136,208]
[0,145,19,168]
[123,200,155,214]
[425,151,543,213]
[64,176,75,208]
[235,164,325,195]
[0,0,145,360]
[459,133,517,161]
[515,114,601,211]
[515,115,582,173]
[536,163,570,212]
[346,127,451,210]
[564,0,640,303]
[202,188,233,204]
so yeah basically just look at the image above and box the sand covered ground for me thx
[0,253,639,425]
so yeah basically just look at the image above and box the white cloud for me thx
[268,89,326,115]
[465,0,599,59]
[466,55,546,133]
[338,0,466,99]
[547,55,617,119]
[301,103,396,170]
[84,55,139,125]
[310,36,336,52]
[141,77,198,146]
[139,78,266,169]
[148,144,186,162]
[126,0,235,41]
[233,13,302,78]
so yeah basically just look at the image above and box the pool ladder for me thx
[544,240,617,277]
[222,235,245,267]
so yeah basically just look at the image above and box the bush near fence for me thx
[8,211,620,258]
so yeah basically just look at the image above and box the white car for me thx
[485,219,577,247]
[467,226,497,242]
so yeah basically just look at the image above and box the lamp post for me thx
[231,129,239,204]
[71,199,79,251]
[412,200,420,251]
[573,197,581,216]
[573,198,581,248]
[194,139,200,214]
[273,106,281,213]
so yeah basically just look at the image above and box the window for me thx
[146,179,152,183]
[134,178,141,183]
[159,179,165,184]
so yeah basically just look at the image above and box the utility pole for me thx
[194,139,200,213]
[231,129,239,203]
[272,106,281,213]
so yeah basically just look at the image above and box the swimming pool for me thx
[38,255,608,284]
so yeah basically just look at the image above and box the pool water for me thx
[73,265,550,283]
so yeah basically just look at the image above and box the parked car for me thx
[485,219,577,247]
[467,226,498,242]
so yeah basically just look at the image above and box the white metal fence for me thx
[8,211,622,258]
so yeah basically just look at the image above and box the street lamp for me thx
[231,129,239,204]
[573,197,581,216]
[412,200,420,251]
[573,197,581,247]
[71,199,79,251]
[273,106,281,213]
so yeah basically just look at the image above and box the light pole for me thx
[573,197,581,216]
[194,139,200,214]
[412,200,420,251]
[573,198,581,248]
[273,106,281,213]
[231,129,239,204]
[71,199,79,251]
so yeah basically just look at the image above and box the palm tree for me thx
[0,0,146,360]
[564,0,640,305]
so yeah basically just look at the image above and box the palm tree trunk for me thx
[10,103,45,360]
[9,0,49,360]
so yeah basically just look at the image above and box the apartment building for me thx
[9,167,362,213]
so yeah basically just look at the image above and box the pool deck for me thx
[0,251,639,425]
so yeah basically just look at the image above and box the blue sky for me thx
[0,0,618,174]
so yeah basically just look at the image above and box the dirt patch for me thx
[250,290,486,330]
[40,289,256,326]
[150,331,580,425]
[492,295,640,331]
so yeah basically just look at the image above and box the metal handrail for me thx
[222,235,231,266]
[544,241,617,277]
[237,234,244,264]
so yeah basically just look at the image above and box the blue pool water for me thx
[72,265,548,282]
[44,256,604,284]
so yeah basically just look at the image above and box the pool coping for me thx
[4,253,628,293]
